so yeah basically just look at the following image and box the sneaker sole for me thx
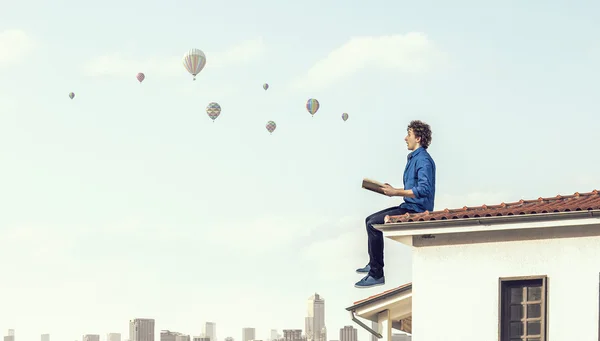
[354,281,385,288]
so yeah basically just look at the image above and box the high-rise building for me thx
[338,327,356,341]
[108,333,121,341]
[83,335,100,341]
[192,337,209,341]
[130,319,155,341]
[202,323,216,341]
[224,337,234,341]
[176,336,190,341]
[269,330,278,341]
[305,293,326,341]
[241,328,255,341]
[41,334,50,341]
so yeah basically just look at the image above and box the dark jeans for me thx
[365,206,416,279]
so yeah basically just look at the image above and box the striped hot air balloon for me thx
[183,48,207,80]
[342,113,349,121]
[306,98,319,117]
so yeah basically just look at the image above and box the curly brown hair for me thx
[407,120,432,149]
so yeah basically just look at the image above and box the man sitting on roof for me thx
[355,120,436,288]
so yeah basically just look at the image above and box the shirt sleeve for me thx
[411,158,434,199]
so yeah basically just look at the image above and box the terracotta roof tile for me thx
[352,282,411,305]
[386,189,600,224]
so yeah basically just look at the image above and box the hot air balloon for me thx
[263,83,269,90]
[69,92,75,99]
[206,102,221,122]
[136,73,145,83]
[266,121,276,134]
[183,48,207,80]
[306,98,319,117]
[342,113,349,121]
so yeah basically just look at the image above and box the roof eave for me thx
[374,209,600,232]
[345,284,412,311]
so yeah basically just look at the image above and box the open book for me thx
[362,178,387,195]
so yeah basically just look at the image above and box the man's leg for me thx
[357,207,404,274]
[355,207,415,288]
[367,207,412,278]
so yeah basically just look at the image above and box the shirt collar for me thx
[408,146,423,159]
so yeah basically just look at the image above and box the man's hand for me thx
[381,183,397,197]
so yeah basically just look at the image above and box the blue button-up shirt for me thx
[399,147,436,213]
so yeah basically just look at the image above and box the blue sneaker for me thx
[355,275,385,288]
[356,264,371,274]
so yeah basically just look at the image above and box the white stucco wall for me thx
[412,234,600,341]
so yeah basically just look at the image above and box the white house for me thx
[347,189,600,341]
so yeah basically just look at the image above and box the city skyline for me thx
[2,324,407,341]
[0,294,402,341]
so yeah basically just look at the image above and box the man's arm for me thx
[393,188,415,198]
[382,184,415,197]
[409,159,434,199]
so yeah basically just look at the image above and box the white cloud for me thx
[292,32,444,90]
[209,37,265,68]
[81,37,265,77]
[0,29,35,66]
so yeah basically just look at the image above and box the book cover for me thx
[362,178,386,195]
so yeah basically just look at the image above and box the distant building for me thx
[4,330,15,341]
[281,330,302,341]
[83,335,100,341]
[338,327,356,341]
[107,333,121,341]
[161,331,190,341]
[192,337,209,341]
[41,334,50,341]
[305,293,326,341]
[241,329,255,341]
[130,319,155,341]
[269,330,278,341]
[202,323,216,341]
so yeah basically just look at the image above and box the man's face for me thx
[404,129,421,151]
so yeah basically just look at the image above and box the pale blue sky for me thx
[1,0,599,340]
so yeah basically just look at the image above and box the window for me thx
[499,276,547,341]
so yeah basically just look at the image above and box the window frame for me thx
[498,275,548,341]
